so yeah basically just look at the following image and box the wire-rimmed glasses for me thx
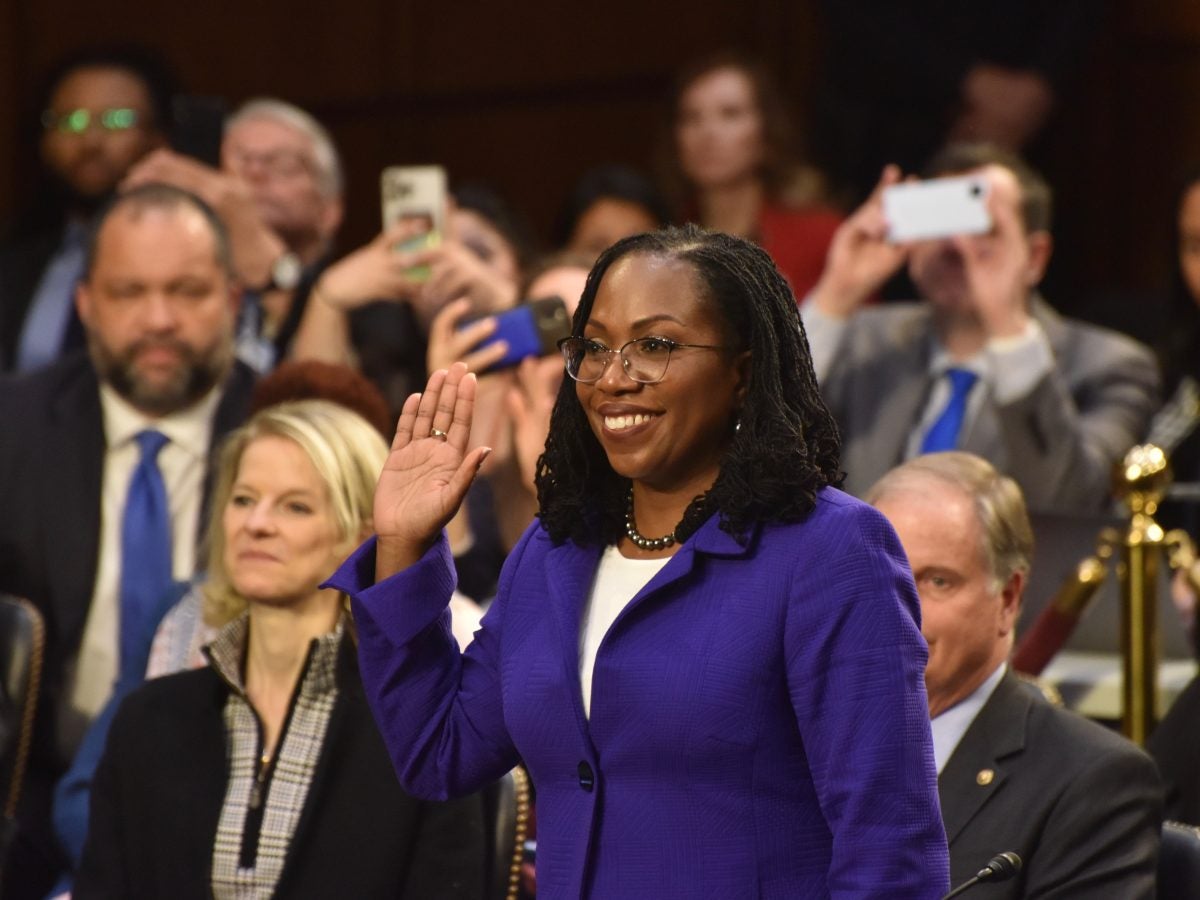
[558,335,726,384]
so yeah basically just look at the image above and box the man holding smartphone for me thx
[802,142,1158,512]
[123,98,345,372]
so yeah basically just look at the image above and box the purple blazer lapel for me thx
[543,537,603,743]
[542,516,755,715]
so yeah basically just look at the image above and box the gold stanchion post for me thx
[1113,445,1171,744]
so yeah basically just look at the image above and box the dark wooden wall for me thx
[1,1,1197,341]
[1036,2,1200,339]
[0,1,818,248]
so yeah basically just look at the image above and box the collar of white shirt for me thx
[99,381,222,460]
[926,338,990,382]
[930,662,1007,774]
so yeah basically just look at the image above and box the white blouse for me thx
[579,545,670,717]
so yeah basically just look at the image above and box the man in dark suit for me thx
[0,183,254,896]
[0,47,173,373]
[869,451,1162,898]
[803,143,1158,511]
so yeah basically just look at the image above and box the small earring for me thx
[734,418,742,433]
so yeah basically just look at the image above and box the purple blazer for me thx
[328,487,950,898]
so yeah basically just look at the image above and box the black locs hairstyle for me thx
[535,224,843,546]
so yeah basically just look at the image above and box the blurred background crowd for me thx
[0,0,1189,349]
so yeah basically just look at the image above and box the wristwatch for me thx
[257,251,303,292]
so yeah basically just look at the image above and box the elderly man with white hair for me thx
[125,97,344,371]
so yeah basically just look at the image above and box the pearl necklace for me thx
[624,491,676,551]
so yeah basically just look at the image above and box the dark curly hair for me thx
[535,224,843,546]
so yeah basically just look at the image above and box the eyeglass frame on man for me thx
[42,107,142,134]
[558,335,728,385]
[223,146,319,182]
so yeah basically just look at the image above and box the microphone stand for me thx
[941,851,1022,899]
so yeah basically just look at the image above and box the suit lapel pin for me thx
[976,768,995,786]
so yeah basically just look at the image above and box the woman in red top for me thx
[661,52,843,298]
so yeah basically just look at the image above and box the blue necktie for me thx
[921,368,979,453]
[120,430,174,673]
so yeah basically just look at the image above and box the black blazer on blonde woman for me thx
[75,638,485,899]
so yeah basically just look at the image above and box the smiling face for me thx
[873,477,1020,717]
[76,202,237,416]
[223,435,349,608]
[675,66,765,191]
[575,252,748,501]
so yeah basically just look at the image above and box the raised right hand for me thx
[374,363,491,578]
[810,165,910,319]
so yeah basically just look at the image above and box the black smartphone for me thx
[464,296,572,371]
[170,95,228,167]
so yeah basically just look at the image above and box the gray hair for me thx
[226,97,344,198]
[865,451,1034,589]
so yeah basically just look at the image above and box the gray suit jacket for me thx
[939,672,1162,898]
[820,298,1160,510]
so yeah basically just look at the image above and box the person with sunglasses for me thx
[327,225,950,897]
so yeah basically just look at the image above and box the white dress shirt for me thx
[930,662,1007,773]
[67,384,221,729]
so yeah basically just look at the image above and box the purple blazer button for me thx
[577,761,595,792]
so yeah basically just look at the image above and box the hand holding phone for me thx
[382,165,447,282]
[461,296,572,371]
[171,94,228,167]
[810,164,909,319]
[426,299,506,374]
[882,175,993,243]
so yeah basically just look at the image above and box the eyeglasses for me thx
[224,147,315,181]
[558,335,726,384]
[42,108,141,134]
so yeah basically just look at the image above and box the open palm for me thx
[374,364,490,571]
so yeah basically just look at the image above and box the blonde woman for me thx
[77,400,484,898]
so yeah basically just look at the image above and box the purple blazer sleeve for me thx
[784,500,949,895]
[326,529,528,800]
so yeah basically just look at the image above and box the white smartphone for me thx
[882,175,992,243]
[381,165,447,234]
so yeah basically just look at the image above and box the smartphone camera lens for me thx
[969,183,983,198]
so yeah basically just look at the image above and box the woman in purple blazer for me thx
[328,225,950,898]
